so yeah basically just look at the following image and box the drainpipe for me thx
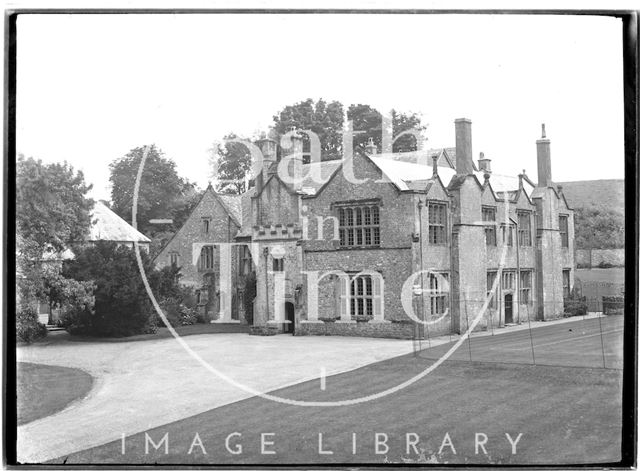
[417,198,425,340]
[510,216,520,323]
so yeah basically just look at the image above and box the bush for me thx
[16,306,47,343]
[157,298,198,327]
[564,296,588,317]
[62,241,161,337]
[155,282,200,327]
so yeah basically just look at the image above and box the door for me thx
[284,302,295,334]
[504,293,513,324]
[204,273,218,320]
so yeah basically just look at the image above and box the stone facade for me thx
[155,119,575,338]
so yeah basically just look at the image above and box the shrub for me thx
[156,284,200,327]
[62,241,159,337]
[16,306,47,343]
[564,295,588,317]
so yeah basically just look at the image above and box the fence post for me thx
[464,293,472,362]
[526,304,536,365]
[598,311,606,369]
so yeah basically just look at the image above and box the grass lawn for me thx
[576,267,625,285]
[53,356,622,465]
[17,362,93,426]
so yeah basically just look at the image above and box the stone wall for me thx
[297,319,417,339]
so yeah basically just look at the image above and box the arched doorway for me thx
[284,302,295,334]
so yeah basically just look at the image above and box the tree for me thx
[272,99,426,160]
[574,206,624,250]
[273,98,344,160]
[17,156,94,257]
[210,133,253,194]
[61,241,188,336]
[210,99,427,189]
[109,145,199,238]
[16,156,95,339]
[347,104,426,153]
[61,241,160,336]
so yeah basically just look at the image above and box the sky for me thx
[16,13,625,201]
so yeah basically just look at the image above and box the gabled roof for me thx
[298,160,342,195]
[368,155,458,192]
[476,171,535,195]
[373,146,481,173]
[89,201,151,243]
[530,185,573,210]
[152,186,242,262]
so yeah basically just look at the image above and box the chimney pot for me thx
[478,151,492,173]
[432,155,438,177]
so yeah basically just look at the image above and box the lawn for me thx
[52,330,622,465]
[17,362,93,425]
[576,267,625,285]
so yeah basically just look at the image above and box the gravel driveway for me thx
[17,333,415,463]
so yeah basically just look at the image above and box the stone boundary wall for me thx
[296,320,418,339]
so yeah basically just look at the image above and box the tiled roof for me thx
[369,154,532,197]
[88,202,151,243]
[374,148,454,169]
[477,171,535,195]
[369,155,455,191]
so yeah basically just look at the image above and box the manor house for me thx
[155,119,575,338]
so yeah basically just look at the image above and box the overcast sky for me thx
[16,13,624,201]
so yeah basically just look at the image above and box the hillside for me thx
[556,179,625,250]
[557,179,624,212]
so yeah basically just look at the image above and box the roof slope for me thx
[368,155,526,195]
[88,202,151,243]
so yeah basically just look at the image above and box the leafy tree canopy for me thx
[17,155,94,257]
[574,206,624,250]
[109,145,201,238]
[273,98,345,160]
[212,99,428,188]
[210,132,253,195]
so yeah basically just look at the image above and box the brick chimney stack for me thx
[282,127,304,191]
[255,137,277,192]
[454,118,473,175]
[536,123,552,187]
